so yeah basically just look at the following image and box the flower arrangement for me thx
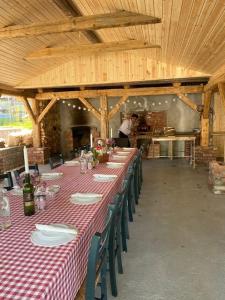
[93,139,109,163]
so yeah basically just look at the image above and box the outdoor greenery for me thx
[0,96,32,129]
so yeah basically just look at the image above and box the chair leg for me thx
[127,193,133,222]
[101,261,108,300]
[116,224,123,274]
[108,249,118,297]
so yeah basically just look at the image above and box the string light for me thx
[62,100,65,104]
[158,102,161,105]
[68,103,71,107]
[73,105,76,108]
[165,100,168,104]
[133,101,136,104]
[83,107,86,111]
[152,103,155,106]
[173,98,176,102]
[78,106,81,110]
[127,99,130,103]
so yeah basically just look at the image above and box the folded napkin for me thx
[36,224,77,235]
[116,151,130,155]
[112,155,126,159]
[64,161,79,165]
[106,162,125,166]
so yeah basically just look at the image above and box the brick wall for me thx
[194,146,217,165]
[28,147,50,165]
[0,146,24,173]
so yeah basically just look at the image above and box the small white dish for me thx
[31,224,77,247]
[123,147,135,151]
[46,185,60,194]
[11,187,23,196]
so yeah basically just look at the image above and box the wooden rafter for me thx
[37,97,58,123]
[108,95,128,119]
[177,93,197,111]
[218,82,225,107]
[52,0,101,43]
[26,40,160,60]
[78,97,101,120]
[202,91,212,119]
[36,85,203,100]
[0,11,161,39]
[19,97,36,124]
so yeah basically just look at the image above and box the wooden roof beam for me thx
[218,82,225,108]
[36,85,204,100]
[78,97,101,120]
[177,93,197,111]
[0,11,161,39]
[37,97,58,123]
[108,95,128,119]
[26,40,160,60]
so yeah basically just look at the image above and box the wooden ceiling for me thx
[0,0,224,91]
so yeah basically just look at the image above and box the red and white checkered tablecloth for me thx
[0,149,137,300]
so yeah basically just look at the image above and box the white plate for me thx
[112,155,127,160]
[70,193,103,205]
[31,224,77,247]
[64,161,79,167]
[46,185,60,193]
[106,162,125,169]
[11,188,23,196]
[93,174,117,182]
[123,147,135,151]
[41,173,63,180]
[116,151,130,155]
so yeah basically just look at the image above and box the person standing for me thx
[118,113,138,147]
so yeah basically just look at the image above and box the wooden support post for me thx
[100,95,109,139]
[78,97,101,120]
[201,118,209,147]
[37,97,57,123]
[32,99,41,147]
[200,91,212,147]
[108,95,128,119]
[218,82,225,107]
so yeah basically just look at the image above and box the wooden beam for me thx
[201,118,209,147]
[177,93,197,111]
[36,85,204,100]
[19,97,36,124]
[202,91,212,119]
[26,40,160,60]
[31,98,41,147]
[0,11,161,39]
[204,64,225,92]
[52,0,101,43]
[100,95,109,139]
[218,82,225,107]
[108,95,128,119]
[78,97,101,120]
[37,97,57,123]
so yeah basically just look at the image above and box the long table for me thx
[0,149,136,299]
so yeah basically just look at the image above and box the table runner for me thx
[0,149,137,300]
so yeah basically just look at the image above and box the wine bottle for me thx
[23,173,35,216]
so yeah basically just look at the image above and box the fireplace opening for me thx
[71,126,91,150]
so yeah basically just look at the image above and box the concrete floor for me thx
[109,159,225,300]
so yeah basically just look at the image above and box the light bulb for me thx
[78,106,81,110]
[62,100,65,104]
[165,100,168,104]
[152,103,155,106]
[158,102,161,105]
[68,103,71,107]
[73,105,76,108]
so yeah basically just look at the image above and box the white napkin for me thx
[106,162,125,166]
[36,224,77,235]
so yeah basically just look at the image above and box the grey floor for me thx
[109,159,225,300]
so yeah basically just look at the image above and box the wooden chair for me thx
[14,164,39,183]
[108,195,124,297]
[0,172,13,190]
[49,154,64,169]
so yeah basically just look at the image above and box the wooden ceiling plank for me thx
[36,85,204,100]
[78,97,101,120]
[108,95,128,119]
[0,11,161,39]
[26,40,160,60]
[177,93,197,111]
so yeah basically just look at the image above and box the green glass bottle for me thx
[23,173,35,216]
